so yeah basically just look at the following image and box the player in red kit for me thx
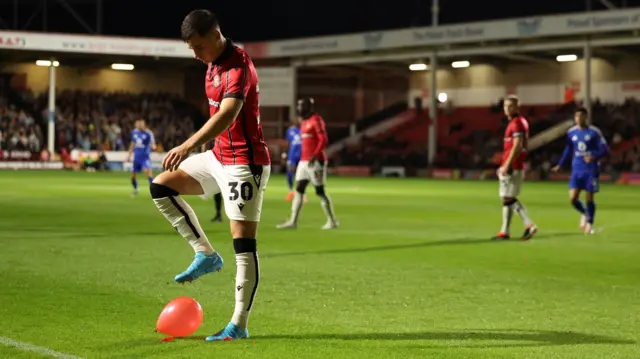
[494,95,537,240]
[277,98,339,230]
[149,10,270,342]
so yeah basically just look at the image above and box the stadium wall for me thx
[2,63,185,95]
[409,57,640,106]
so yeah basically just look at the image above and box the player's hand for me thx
[163,144,192,172]
[497,166,508,177]
[584,155,592,163]
[551,165,561,172]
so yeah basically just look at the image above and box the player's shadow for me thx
[252,329,635,348]
[261,232,572,259]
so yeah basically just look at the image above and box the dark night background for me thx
[1,0,640,42]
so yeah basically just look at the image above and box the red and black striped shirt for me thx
[205,41,270,166]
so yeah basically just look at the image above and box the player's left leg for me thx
[315,184,338,230]
[206,161,271,342]
[310,162,337,229]
[143,159,154,185]
[511,172,537,240]
[583,176,599,234]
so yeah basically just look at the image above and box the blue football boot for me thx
[174,251,223,283]
[205,322,249,342]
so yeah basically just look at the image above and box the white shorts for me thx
[498,170,524,198]
[295,160,327,187]
[179,151,271,222]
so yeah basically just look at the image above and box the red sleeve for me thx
[223,64,250,100]
[312,115,328,157]
[511,119,525,137]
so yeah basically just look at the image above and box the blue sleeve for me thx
[557,135,572,167]
[592,132,609,159]
[285,129,292,143]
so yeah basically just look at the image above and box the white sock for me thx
[290,192,304,223]
[512,200,533,226]
[231,239,259,329]
[319,194,337,223]
[500,205,513,234]
[153,195,214,254]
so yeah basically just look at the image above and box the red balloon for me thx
[156,297,204,337]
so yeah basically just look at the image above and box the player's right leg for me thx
[131,162,141,196]
[569,183,586,230]
[150,153,223,283]
[285,161,296,201]
[277,161,310,229]
[494,174,513,239]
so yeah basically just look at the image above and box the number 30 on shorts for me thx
[228,181,254,201]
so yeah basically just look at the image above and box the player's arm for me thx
[285,129,292,150]
[311,117,328,161]
[149,132,157,151]
[592,131,609,160]
[503,136,521,171]
[183,66,249,151]
[553,135,573,170]
[127,138,134,161]
[183,99,243,151]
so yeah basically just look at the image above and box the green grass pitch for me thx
[1,171,639,359]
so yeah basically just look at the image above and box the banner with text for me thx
[0,31,242,58]
[244,8,640,58]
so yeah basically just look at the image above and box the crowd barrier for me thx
[0,150,63,169]
[329,165,640,186]
[3,153,640,187]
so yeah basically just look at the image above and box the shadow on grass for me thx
[251,329,634,348]
[131,328,634,350]
[261,232,575,259]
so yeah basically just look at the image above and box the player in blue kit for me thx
[127,119,156,196]
[552,107,609,234]
[285,120,302,201]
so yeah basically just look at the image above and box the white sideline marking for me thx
[0,336,84,359]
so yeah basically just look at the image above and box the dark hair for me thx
[181,10,219,41]
[575,107,588,115]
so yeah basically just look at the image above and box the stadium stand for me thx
[330,99,640,172]
[1,85,205,154]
